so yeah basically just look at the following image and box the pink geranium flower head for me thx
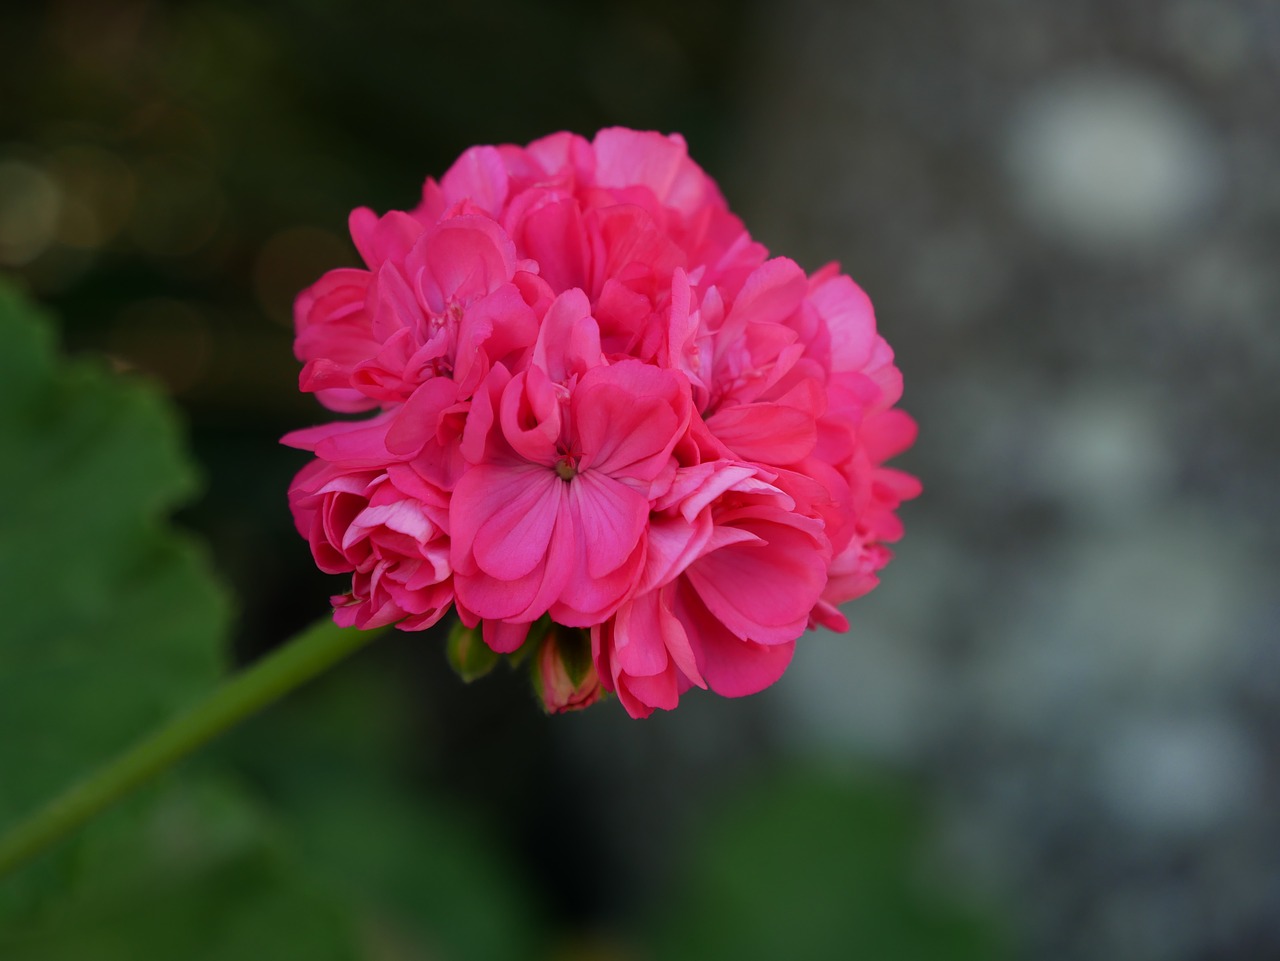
[285,127,918,717]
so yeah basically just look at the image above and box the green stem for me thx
[0,617,386,879]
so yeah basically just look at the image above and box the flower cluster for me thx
[285,128,919,718]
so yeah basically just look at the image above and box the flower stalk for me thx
[0,617,385,879]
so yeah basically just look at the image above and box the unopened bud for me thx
[533,626,602,714]
[446,620,499,682]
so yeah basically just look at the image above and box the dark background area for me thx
[2,1,1278,958]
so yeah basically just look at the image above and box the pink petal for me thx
[684,515,825,643]
[698,631,795,698]
[349,208,422,269]
[452,504,573,623]
[532,288,602,385]
[809,600,850,633]
[639,586,704,687]
[809,271,877,373]
[454,284,539,393]
[674,578,796,697]
[619,668,681,714]
[499,366,561,466]
[459,363,510,466]
[611,598,670,678]
[592,128,709,216]
[515,198,590,293]
[386,378,460,456]
[639,511,712,592]
[861,409,919,463]
[705,402,817,464]
[439,146,510,217]
[551,537,643,626]
[294,267,369,337]
[281,412,397,467]
[875,466,923,502]
[483,618,531,654]
[463,464,561,580]
[408,216,518,314]
[590,204,684,294]
[567,470,649,579]
[724,257,808,331]
[573,362,686,480]
[653,462,759,519]
[526,131,594,182]
[369,262,421,340]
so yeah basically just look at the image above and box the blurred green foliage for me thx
[0,279,230,918]
[214,663,549,960]
[2,776,362,961]
[646,767,1007,961]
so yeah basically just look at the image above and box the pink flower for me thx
[284,415,454,631]
[285,127,919,717]
[450,351,691,628]
[593,463,830,718]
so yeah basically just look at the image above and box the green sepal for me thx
[557,626,594,688]
[444,620,498,683]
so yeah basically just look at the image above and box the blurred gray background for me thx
[735,3,1280,959]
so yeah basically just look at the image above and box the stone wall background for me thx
[734,2,1280,958]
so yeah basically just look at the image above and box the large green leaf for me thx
[0,279,231,909]
[0,281,368,959]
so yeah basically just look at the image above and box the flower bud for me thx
[534,626,602,714]
[446,620,499,683]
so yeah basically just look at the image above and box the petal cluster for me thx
[286,128,919,718]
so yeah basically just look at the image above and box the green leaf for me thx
[0,775,361,961]
[0,279,231,912]
[0,281,368,960]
